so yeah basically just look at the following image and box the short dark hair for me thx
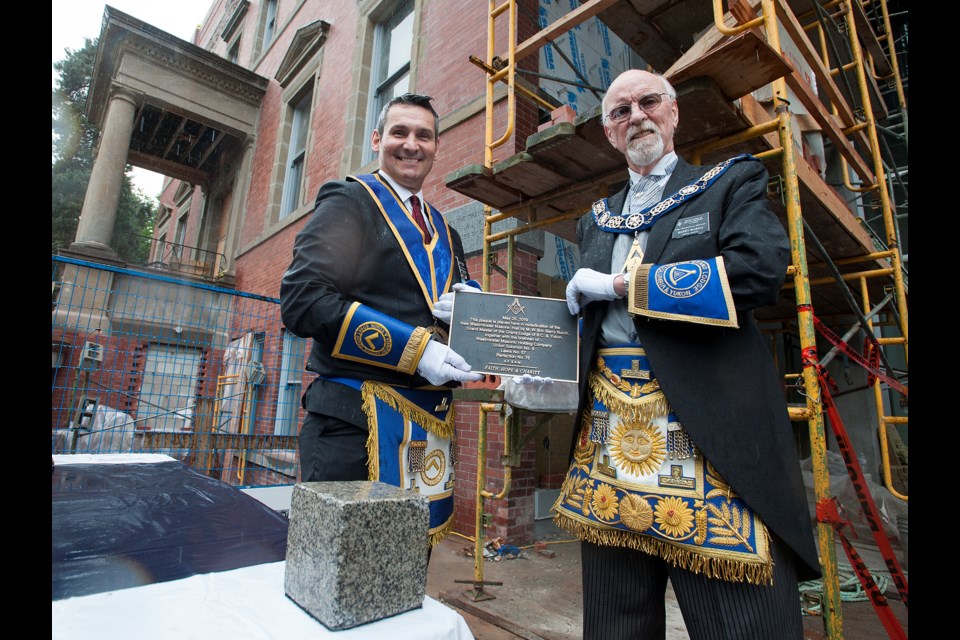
[375,93,440,137]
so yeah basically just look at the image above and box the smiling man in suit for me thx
[555,69,820,639]
[280,94,482,550]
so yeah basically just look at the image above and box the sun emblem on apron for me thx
[609,420,666,477]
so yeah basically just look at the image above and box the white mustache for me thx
[627,124,657,139]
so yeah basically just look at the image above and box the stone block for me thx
[284,481,430,630]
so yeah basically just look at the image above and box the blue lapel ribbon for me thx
[349,174,454,305]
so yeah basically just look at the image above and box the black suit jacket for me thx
[280,172,469,427]
[575,156,820,580]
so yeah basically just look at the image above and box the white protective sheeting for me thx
[52,453,176,465]
[52,561,475,640]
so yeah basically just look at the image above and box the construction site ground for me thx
[425,520,908,640]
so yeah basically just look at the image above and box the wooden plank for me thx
[671,76,757,150]
[792,144,877,258]
[663,0,763,73]
[720,0,884,163]
[850,0,893,78]
[444,164,527,210]
[598,0,707,72]
[773,0,860,129]
[512,0,621,64]
[736,92,878,262]
[781,68,874,184]
[526,122,618,181]
[492,153,571,200]
[572,106,631,166]
[666,30,792,100]
[136,432,299,451]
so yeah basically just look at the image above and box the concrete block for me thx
[283,481,430,630]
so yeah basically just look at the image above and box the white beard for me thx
[625,126,665,168]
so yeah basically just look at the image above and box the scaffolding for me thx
[447,1,907,637]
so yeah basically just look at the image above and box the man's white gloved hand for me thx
[511,374,555,390]
[433,282,481,324]
[565,268,619,315]
[417,340,484,385]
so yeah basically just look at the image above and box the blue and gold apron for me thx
[553,346,773,584]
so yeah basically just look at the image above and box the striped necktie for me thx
[628,169,671,216]
[409,195,428,243]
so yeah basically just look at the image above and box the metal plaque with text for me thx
[447,290,578,382]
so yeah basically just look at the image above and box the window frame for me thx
[341,0,423,174]
[362,0,416,165]
[273,330,307,436]
[254,0,280,60]
[279,85,313,220]
[228,36,241,64]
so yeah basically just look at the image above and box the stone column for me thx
[221,136,256,277]
[71,88,139,259]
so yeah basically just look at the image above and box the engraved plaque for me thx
[447,290,578,382]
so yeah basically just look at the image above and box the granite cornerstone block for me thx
[284,481,430,630]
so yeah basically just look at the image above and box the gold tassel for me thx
[553,512,773,585]
[589,374,669,423]
[398,327,431,374]
[428,517,454,548]
[361,381,456,438]
[362,391,380,481]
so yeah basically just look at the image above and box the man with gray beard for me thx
[554,69,820,639]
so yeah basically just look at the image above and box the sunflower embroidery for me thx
[654,496,695,538]
[591,483,619,521]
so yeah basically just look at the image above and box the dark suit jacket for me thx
[280,172,469,427]
[574,156,820,580]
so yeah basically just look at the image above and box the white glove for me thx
[417,340,484,385]
[511,374,555,390]
[433,282,481,323]
[565,268,619,315]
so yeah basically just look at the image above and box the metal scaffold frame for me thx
[457,1,907,636]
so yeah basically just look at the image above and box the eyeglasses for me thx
[604,93,673,124]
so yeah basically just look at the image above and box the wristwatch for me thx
[620,271,630,297]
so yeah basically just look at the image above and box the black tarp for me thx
[52,459,288,600]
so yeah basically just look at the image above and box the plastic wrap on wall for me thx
[52,459,288,600]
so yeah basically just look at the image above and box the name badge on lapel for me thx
[672,212,710,239]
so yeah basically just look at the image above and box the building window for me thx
[279,85,313,219]
[263,0,278,51]
[363,0,415,164]
[152,208,170,264]
[274,330,307,436]
[228,37,241,64]
[248,332,265,427]
[173,212,188,259]
[139,344,201,434]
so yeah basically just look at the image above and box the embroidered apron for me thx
[553,347,774,584]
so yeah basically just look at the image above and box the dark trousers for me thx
[581,533,803,640]
[298,411,369,482]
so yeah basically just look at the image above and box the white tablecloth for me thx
[52,561,474,640]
